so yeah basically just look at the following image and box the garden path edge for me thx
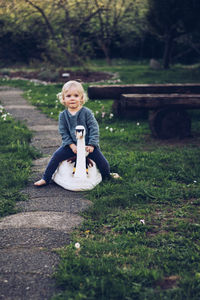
[0,87,91,300]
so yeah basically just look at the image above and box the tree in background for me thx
[23,0,90,65]
[0,0,52,64]
[51,0,104,65]
[1,0,200,66]
[41,0,137,65]
[0,0,141,65]
[1,0,108,65]
[88,0,136,65]
[146,0,200,69]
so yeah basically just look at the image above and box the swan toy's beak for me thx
[76,128,84,139]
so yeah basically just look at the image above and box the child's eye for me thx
[74,94,79,97]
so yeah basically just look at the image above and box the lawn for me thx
[0,106,38,216]
[0,60,200,299]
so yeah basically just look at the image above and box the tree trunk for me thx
[98,39,112,65]
[163,35,173,69]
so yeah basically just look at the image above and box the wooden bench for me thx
[88,84,200,139]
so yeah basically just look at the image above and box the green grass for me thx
[52,125,200,299]
[0,106,38,216]
[1,59,200,299]
[88,59,200,84]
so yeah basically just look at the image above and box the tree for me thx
[146,0,200,68]
[51,0,102,65]
[88,0,136,64]
[0,0,49,64]
[0,0,97,65]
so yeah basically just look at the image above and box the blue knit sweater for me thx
[59,107,99,147]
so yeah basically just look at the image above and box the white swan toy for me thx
[52,125,102,191]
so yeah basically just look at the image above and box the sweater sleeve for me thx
[86,109,99,147]
[59,112,74,146]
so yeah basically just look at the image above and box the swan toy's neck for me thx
[52,125,102,191]
[74,126,87,179]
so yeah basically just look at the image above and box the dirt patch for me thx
[5,69,115,83]
[143,131,200,148]
[155,275,180,290]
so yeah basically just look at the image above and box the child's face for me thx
[63,87,83,110]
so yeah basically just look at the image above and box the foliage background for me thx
[0,0,200,68]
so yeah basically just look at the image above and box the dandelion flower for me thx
[2,114,7,120]
[109,128,113,132]
[75,242,80,249]
[137,122,140,126]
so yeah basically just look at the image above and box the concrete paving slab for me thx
[0,248,58,274]
[16,195,91,213]
[22,182,88,199]
[0,274,60,300]
[0,211,83,232]
[30,125,58,131]
[0,228,70,249]
[4,105,36,109]
[0,249,61,300]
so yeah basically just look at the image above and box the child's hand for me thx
[70,143,77,154]
[86,145,94,153]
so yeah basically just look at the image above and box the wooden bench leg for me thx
[112,100,148,118]
[149,108,191,139]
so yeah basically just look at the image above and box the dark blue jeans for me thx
[43,145,110,183]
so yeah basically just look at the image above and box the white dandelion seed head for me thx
[75,242,80,249]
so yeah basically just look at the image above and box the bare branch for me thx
[25,0,55,37]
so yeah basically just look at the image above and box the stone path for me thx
[0,87,91,300]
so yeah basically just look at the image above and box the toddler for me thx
[34,80,110,186]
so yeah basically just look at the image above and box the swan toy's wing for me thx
[52,159,102,191]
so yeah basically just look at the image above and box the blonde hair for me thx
[57,80,88,105]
